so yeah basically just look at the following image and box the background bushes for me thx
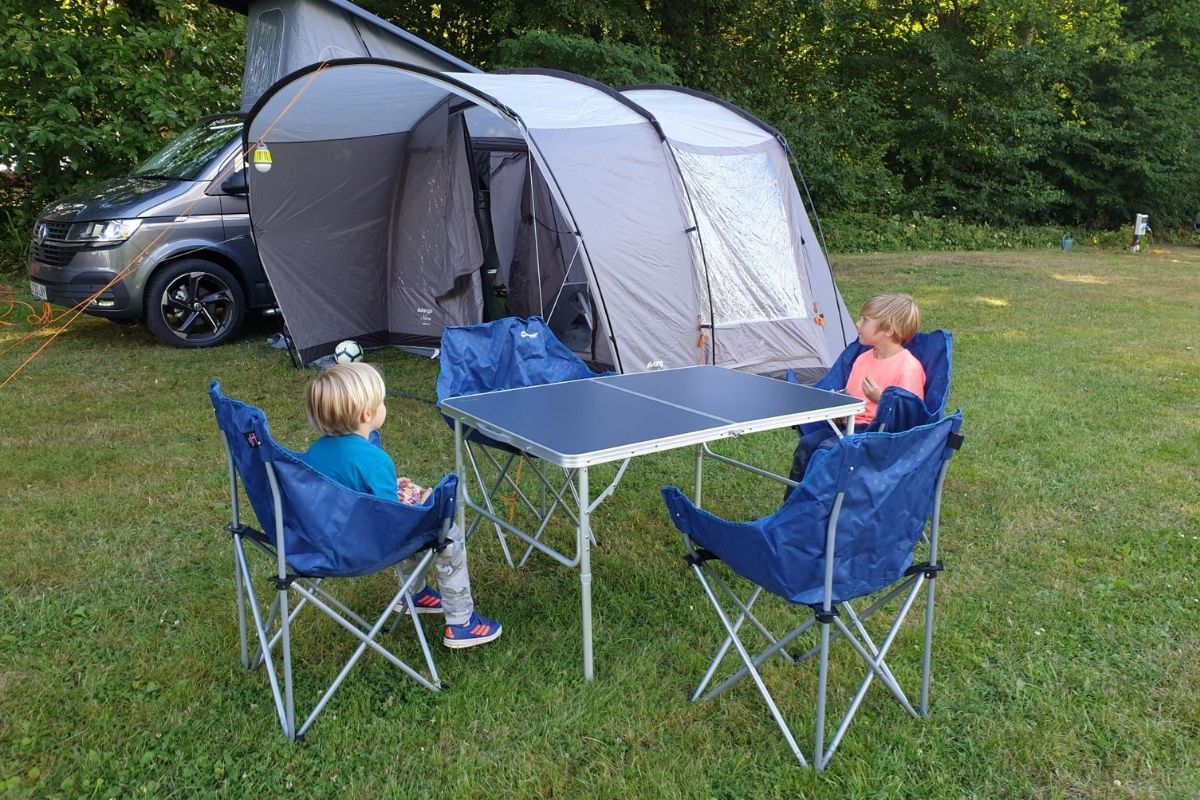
[3,0,1198,275]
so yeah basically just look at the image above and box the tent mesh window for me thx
[244,9,285,104]
[676,149,807,326]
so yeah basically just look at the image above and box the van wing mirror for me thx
[220,171,248,196]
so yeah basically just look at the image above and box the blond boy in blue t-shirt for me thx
[302,362,502,649]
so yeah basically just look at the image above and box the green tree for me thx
[363,0,673,77]
[0,1,243,208]
[5,0,1198,272]
[780,0,1200,226]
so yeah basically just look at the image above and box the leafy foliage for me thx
[768,0,1200,228]
[492,30,678,86]
[820,212,1073,253]
[0,0,243,271]
[2,0,1198,276]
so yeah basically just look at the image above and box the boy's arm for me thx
[361,447,400,500]
[899,359,927,399]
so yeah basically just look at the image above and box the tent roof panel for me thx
[453,73,649,131]
[247,63,451,142]
[622,88,773,148]
[211,0,477,72]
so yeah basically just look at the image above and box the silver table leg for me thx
[454,419,466,534]
[579,466,593,681]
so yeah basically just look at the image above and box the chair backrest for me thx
[665,412,962,606]
[436,316,601,403]
[901,330,953,420]
[436,317,605,449]
[210,381,455,578]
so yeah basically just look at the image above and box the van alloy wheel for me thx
[145,259,246,348]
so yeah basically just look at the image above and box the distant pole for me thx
[1131,213,1149,253]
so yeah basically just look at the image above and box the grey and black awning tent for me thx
[244,61,854,377]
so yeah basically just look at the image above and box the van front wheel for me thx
[145,260,246,348]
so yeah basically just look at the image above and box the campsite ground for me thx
[1,246,1197,799]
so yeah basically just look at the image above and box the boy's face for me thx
[856,314,894,347]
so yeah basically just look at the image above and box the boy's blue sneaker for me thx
[395,587,442,615]
[443,613,503,649]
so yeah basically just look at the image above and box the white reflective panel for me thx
[242,8,284,109]
[677,150,807,325]
[464,105,523,139]
[623,89,772,148]
[453,73,646,130]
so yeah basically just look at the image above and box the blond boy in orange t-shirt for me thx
[787,294,926,492]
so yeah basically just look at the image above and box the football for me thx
[333,340,364,364]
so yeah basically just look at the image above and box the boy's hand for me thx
[861,375,883,403]
[418,486,433,503]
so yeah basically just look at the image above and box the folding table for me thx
[440,365,864,679]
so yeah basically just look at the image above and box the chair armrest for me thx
[872,387,936,433]
[662,486,824,605]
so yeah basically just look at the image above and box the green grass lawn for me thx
[1,246,1197,799]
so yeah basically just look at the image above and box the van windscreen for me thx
[131,116,242,181]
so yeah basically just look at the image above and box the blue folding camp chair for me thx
[210,381,458,741]
[663,412,964,770]
[436,316,612,567]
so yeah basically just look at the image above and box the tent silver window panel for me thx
[242,7,285,107]
[673,149,808,326]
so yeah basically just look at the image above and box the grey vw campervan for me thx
[27,113,271,347]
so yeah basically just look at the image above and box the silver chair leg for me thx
[234,538,249,669]
[234,544,290,736]
[920,574,937,716]
[691,562,809,768]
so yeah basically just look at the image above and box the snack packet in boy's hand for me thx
[397,477,429,505]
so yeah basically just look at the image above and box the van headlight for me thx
[65,219,142,244]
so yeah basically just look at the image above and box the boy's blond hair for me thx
[306,362,386,435]
[860,293,921,343]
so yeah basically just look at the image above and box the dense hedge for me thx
[0,2,242,273]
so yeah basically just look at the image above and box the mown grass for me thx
[1,245,1197,799]
[818,212,1199,254]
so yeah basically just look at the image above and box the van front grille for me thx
[33,219,84,267]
